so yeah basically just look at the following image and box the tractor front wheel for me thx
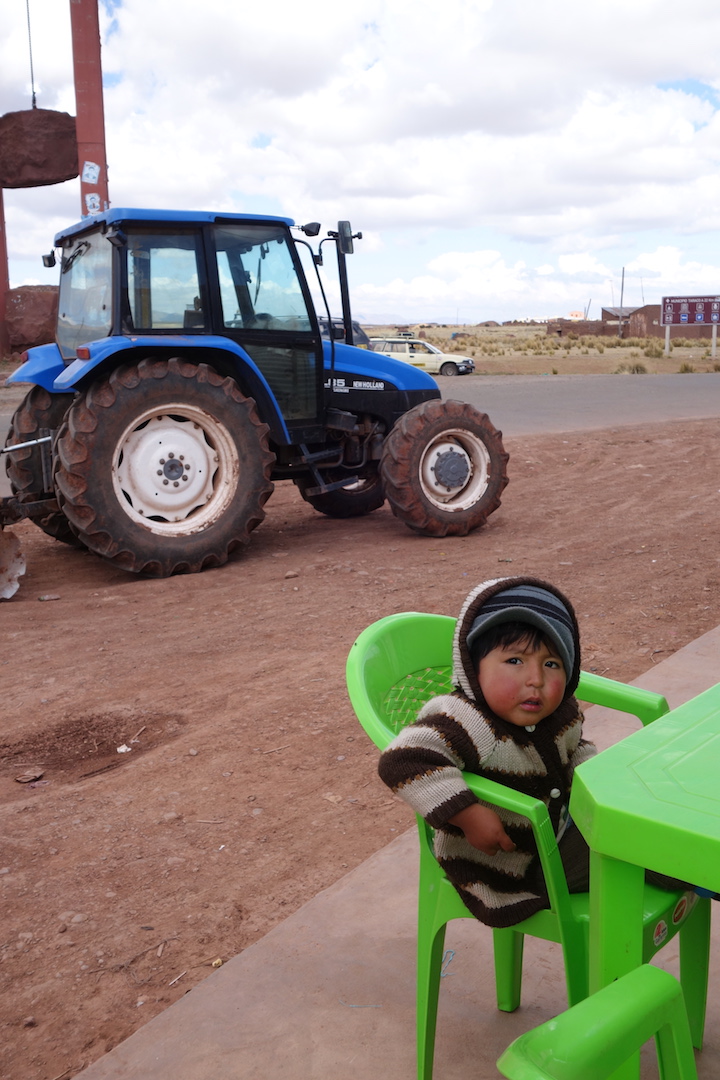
[380,399,508,536]
[53,358,275,576]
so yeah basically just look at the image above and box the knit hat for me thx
[465,582,576,677]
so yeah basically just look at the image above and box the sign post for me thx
[661,295,720,358]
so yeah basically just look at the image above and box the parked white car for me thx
[369,337,475,376]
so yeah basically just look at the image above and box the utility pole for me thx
[69,0,109,215]
[618,267,625,339]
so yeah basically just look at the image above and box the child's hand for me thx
[448,804,516,856]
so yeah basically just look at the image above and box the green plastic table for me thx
[571,683,718,1078]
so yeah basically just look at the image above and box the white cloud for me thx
[3,0,720,320]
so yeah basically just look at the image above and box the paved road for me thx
[435,372,720,436]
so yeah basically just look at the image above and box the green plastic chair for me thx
[496,964,698,1080]
[346,612,709,1080]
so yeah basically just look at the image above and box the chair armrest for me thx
[577,670,669,727]
[463,772,573,920]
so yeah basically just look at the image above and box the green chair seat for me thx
[497,964,698,1080]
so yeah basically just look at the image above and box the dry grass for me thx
[4,326,720,381]
[364,324,720,375]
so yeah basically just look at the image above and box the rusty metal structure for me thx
[1,0,110,595]
[0,0,110,359]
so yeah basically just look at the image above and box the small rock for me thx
[71,913,88,924]
[22,1016,37,1028]
[188,749,198,756]
[284,569,299,579]
[162,811,181,822]
[166,856,185,867]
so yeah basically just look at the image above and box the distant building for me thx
[601,306,640,321]
[547,304,719,339]
[628,304,717,340]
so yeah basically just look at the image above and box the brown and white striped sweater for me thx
[378,577,596,928]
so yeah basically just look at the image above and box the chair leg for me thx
[416,920,448,1080]
[678,896,710,1050]
[493,927,524,1012]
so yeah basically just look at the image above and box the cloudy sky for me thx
[3,0,720,324]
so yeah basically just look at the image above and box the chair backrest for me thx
[346,612,455,750]
[346,611,670,752]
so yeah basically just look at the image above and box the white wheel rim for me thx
[112,403,239,535]
[418,428,491,512]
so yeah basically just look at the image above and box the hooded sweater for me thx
[377,576,596,928]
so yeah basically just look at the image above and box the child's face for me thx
[477,638,566,727]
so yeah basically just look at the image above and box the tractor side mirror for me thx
[337,220,354,255]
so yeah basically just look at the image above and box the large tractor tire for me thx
[4,386,80,545]
[53,358,275,577]
[294,463,385,518]
[380,399,509,537]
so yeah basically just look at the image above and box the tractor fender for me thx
[51,335,291,444]
[6,343,70,393]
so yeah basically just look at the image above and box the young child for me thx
[378,576,595,928]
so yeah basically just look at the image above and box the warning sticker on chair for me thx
[653,920,668,947]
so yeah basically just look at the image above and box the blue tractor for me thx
[2,209,508,577]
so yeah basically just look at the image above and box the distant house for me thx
[628,304,716,340]
[601,306,640,322]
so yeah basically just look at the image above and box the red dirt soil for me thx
[1,416,719,1079]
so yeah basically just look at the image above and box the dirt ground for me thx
[2,412,720,1080]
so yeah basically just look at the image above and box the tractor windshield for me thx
[56,229,113,359]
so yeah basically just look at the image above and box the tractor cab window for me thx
[126,231,206,331]
[56,229,113,359]
[213,223,317,422]
[214,224,312,331]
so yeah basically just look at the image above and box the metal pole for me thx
[336,245,354,347]
[664,324,671,357]
[0,189,10,361]
[69,0,109,216]
[617,267,625,339]
[712,323,717,360]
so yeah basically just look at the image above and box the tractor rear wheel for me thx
[53,358,275,576]
[380,399,509,536]
[4,386,80,545]
[294,464,385,518]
